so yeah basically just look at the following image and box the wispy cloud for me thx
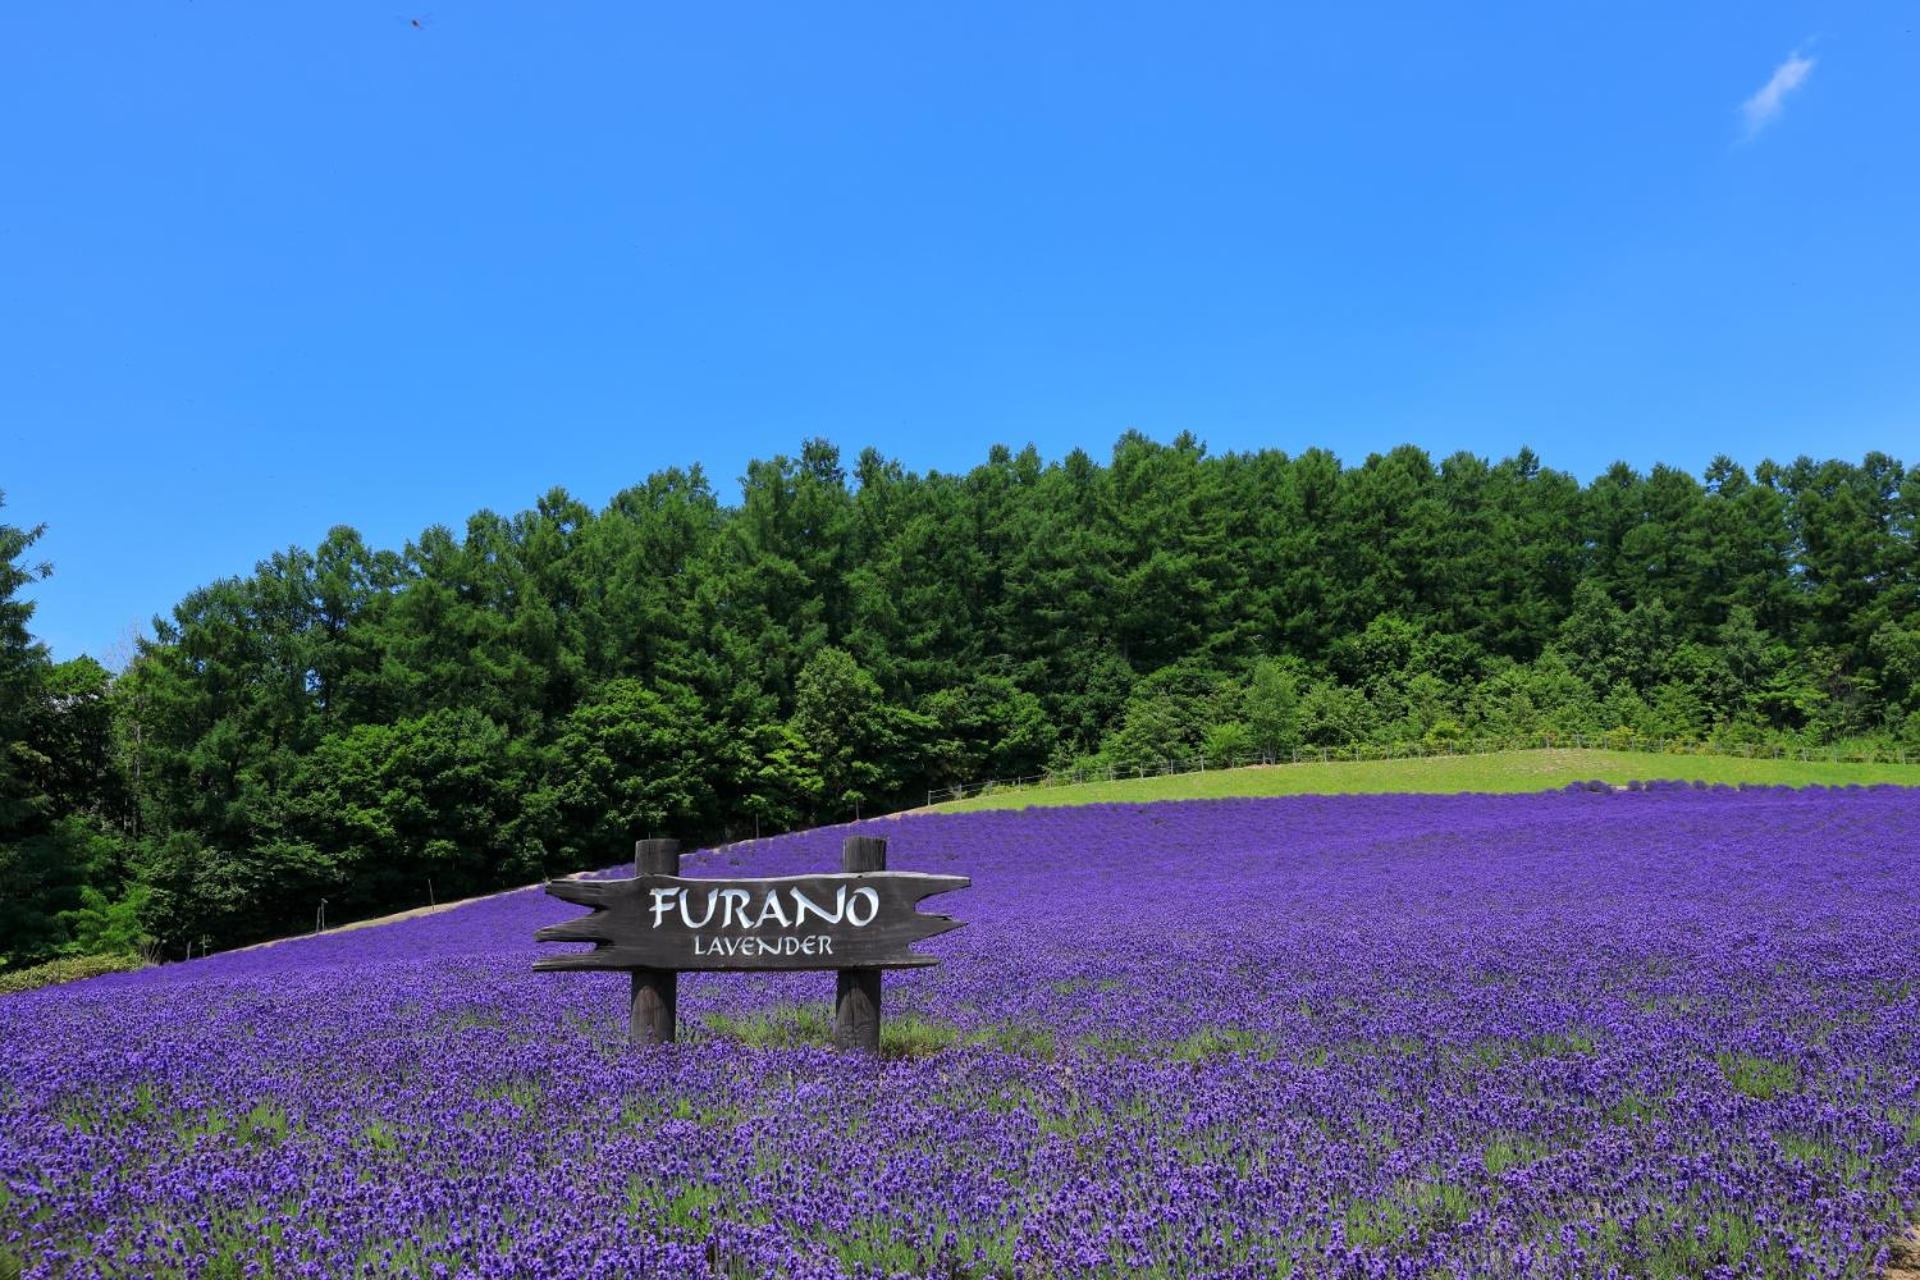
[1741,51,1815,138]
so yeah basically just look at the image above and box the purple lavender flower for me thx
[3,785,1917,1277]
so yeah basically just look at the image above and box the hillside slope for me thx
[931,746,1920,811]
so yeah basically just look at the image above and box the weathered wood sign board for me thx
[534,836,967,1053]
[534,871,968,970]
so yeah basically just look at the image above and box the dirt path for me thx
[224,821,884,955]
[1887,1225,1920,1279]
[224,871,594,954]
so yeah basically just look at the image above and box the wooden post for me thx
[630,838,681,1045]
[833,835,886,1054]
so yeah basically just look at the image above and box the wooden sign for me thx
[534,871,969,970]
[534,836,968,1053]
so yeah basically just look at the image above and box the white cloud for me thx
[1741,51,1816,138]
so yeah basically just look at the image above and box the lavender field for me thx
[4,784,1919,1279]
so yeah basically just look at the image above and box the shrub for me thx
[1202,721,1255,767]
[1601,725,1638,751]
[0,952,148,997]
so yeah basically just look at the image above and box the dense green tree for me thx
[540,678,724,868]
[1100,664,1237,769]
[282,708,540,917]
[923,675,1055,786]
[7,439,1920,967]
[788,647,928,821]
[0,496,73,965]
[1870,619,1920,720]
[1242,658,1304,757]
[1297,680,1377,747]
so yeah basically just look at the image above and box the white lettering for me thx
[718,888,753,929]
[753,892,791,929]
[846,886,880,927]
[650,887,680,928]
[679,890,718,929]
[791,887,841,926]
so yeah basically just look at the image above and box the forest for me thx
[3,434,1918,969]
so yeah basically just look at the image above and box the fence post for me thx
[833,836,887,1054]
[630,838,682,1045]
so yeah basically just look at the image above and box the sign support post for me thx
[630,838,681,1045]
[832,836,886,1054]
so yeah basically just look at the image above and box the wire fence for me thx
[922,733,1917,807]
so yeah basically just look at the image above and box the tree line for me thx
[3,434,1918,968]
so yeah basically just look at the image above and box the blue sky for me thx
[4,3,1916,662]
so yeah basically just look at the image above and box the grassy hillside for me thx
[931,747,1920,811]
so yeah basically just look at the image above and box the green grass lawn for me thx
[930,748,1920,812]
